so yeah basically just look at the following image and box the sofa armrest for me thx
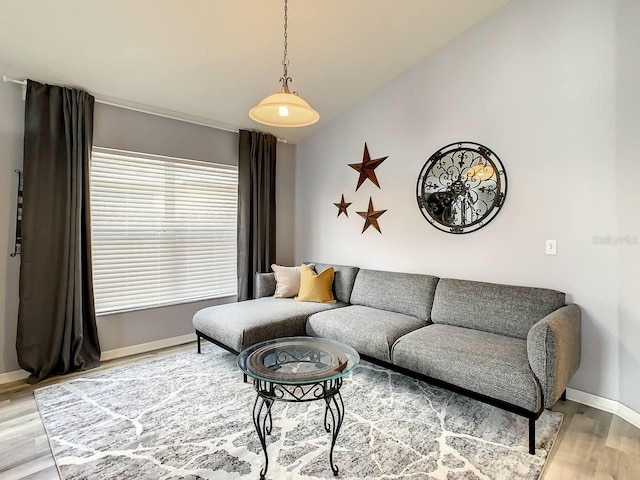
[255,272,276,299]
[527,304,581,408]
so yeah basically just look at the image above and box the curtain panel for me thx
[237,130,277,301]
[17,80,100,383]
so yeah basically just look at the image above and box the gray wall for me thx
[0,82,23,375]
[616,0,640,414]
[294,0,633,407]
[0,94,296,372]
[91,104,240,352]
[93,104,238,166]
[276,143,296,266]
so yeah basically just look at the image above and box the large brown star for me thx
[333,194,352,217]
[349,143,388,191]
[357,197,387,234]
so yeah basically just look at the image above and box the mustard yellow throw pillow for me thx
[296,264,336,303]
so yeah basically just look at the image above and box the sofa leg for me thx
[561,389,567,401]
[197,334,201,354]
[529,418,536,455]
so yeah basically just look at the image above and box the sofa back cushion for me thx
[350,269,439,321]
[309,262,360,304]
[431,278,566,339]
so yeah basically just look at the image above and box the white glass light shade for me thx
[249,91,319,127]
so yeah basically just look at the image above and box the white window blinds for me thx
[90,148,238,314]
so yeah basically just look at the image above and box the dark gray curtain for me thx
[237,130,277,301]
[17,80,100,383]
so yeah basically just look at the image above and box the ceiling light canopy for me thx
[249,0,319,128]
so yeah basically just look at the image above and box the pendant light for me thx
[249,0,319,128]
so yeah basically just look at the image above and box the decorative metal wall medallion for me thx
[416,142,507,234]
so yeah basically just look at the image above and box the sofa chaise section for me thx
[193,297,345,353]
[194,263,359,354]
[306,269,439,362]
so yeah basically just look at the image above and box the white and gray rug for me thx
[34,346,562,480]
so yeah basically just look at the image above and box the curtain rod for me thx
[3,75,26,86]
[2,75,289,144]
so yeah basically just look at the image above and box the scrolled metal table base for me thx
[251,377,345,479]
[252,395,274,480]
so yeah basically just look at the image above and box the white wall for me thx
[0,93,296,373]
[616,0,640,414]
[295,0,626,404]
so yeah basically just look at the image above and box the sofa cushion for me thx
[309,262,359,304]
[306,305,424,363]
[296,264,336,303]
[193,298,345,352]
[349,269,439,321]
[391,324,542,412]
[431,278,566,339]
[255,272,276,298]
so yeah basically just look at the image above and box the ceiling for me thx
[0,0,510,144]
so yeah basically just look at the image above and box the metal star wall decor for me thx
[357,197,387,234]
[349,143,388,191]
[333,194,352,217]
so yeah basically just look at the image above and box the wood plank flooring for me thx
[1,343,638,479]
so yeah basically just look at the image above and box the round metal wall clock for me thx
[416,142,507,234]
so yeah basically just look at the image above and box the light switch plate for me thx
[546,240,557,255]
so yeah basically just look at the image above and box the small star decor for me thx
[332,141,389,233]
[357,197,387,234]
[348,143,388,191]
[333,194,352,217]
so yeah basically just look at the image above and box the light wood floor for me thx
[1,343,639,480]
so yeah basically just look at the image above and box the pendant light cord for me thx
[283,0,288,68]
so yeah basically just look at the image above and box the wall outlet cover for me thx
[546,240,557,255]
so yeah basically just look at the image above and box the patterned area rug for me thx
[35,346,562,480]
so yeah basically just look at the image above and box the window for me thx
[90,148,238,314]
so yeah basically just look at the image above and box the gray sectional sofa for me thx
[193,262,581,454]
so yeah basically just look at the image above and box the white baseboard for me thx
[0,333,197,386]
[0,369,30,384]
[567,388,640,429]
[618,402,640,430]
[100,333,197,361]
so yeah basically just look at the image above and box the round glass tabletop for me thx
[237,336,360,385]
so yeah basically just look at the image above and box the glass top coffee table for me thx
[238,336,359,479]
